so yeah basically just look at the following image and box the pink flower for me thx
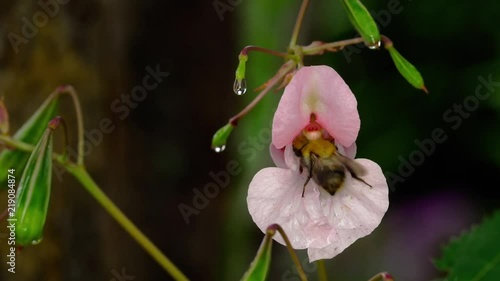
[247,66,389,261]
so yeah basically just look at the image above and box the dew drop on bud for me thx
[367,40,381,50]
[213,145,226,153]
[233,78,247,95]
[31,237,43,245]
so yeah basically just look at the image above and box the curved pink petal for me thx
[248,146,388,255]
[247,167,337,249]
[269,144,287,169]
[272,66,360,149]
[307,158,389,261]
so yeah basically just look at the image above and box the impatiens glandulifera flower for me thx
[247,65,389,261]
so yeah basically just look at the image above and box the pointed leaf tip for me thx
[385,45,426,92]
[340,0,381,48]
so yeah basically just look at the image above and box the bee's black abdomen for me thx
[314,168,345,196]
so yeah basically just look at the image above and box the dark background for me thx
[0,0,499,280]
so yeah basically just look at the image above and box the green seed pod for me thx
[386,45,428,93]
[14,118,58,246]
[340,0,381,49]
[0,95,59,189]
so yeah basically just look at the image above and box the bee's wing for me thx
[336,153,367,177]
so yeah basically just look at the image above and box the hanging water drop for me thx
[31,237,43,245]
[367,40,381,50]
[213,144,226,153]
[233,78,247,95]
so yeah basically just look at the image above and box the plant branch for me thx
[289,0,310,50]
[268,224,308,281]
[317,260,328,281]
[229,60,296,126]
[58,86,85,166]
[0,136,190,281]
[302,37,365,55]
[240,45,290,59]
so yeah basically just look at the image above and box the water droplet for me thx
[367,40,381,50]
[213,145,226,153]
[233,78,247,95]
[31,237,43,245]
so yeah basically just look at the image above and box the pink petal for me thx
[272,66,360,149]
[307,158,389,261]
[247,167,337,249]
[269,144,286,169]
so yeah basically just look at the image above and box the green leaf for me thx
[240,233,273,281]
[14,119,57,246]
[386,45,428,93]
[211,123,234,152]
[0,95,59,189]
[340,0,381,48]
[435,211,500,281]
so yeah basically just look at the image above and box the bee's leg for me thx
[302,163,313,197]
[352,175,372,188]
[345,165,372,188]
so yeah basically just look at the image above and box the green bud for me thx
[340,0,381,49]
[386,45,428,93]
[234,54,248,95]
[14,117,58,246]
[0,95,59,189]
[211,123,234,153]
[235,54,248,81]
[240,229,273,281]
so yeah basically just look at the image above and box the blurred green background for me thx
[0,0,499,280]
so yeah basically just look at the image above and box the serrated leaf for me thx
[340,0,381,48]
[240,234,273,281]
[435,211,500,281]
[14,123,56,246]
[0,95,59,189]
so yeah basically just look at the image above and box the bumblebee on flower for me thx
[247,65,389,261]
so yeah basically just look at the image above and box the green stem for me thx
[240,45,290,59]
[58,86,85,167]
[289,0,310,50]
[0,136,190,281]
[302,37,365,55]
[269,224,308,281]
[229,60,296,126]
[66,167,190,281]
[317,260,328,281]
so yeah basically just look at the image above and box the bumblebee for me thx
[292,125,371,197]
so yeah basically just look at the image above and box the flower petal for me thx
[307,158,389,261]
[247,165,337,249]
[272,66,360,149]
[269,144,286,169]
